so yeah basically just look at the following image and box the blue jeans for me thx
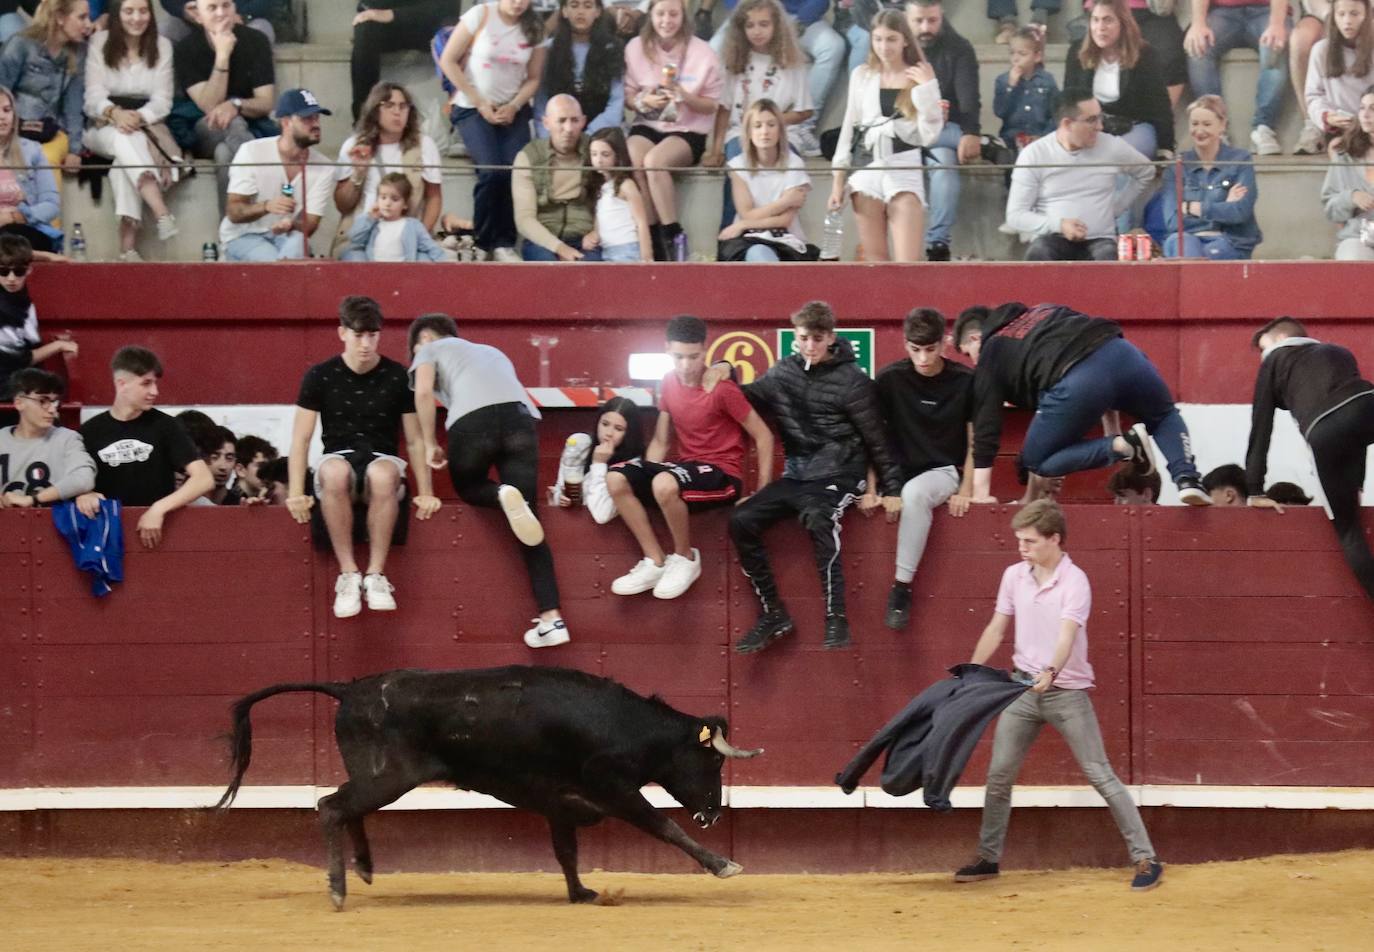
[454,105,532,252]
[1164,232,1245,260]
[847,23,870,75]
[1186,7,1289,129]
[712,17,844,119]
[718,136,744,230]
[1020,336,1201,482]
[1115,121,1157,231]
[987,0,1061,20]
[600,242,641,261]
[744,243,781,262]
[520,236,602,261]
[923,122,963,247]
[224,230,306,261]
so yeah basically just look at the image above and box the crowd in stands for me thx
[0,0,1366,261]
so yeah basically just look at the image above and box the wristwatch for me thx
[230,97,244,114]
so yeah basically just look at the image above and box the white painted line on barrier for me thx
[5,784,1374,812]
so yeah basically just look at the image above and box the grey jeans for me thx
[977,688,1156,864]
[193,115,255,214]
[894,466,959,584]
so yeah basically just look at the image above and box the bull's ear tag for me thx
[698,726,711,745]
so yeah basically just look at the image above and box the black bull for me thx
[214,665,762,909]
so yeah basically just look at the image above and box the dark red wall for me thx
[5,502,1373,792]
[28,261,1374,408]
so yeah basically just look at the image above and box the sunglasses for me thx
[0,265,29,278]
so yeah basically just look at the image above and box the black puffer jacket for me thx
[743,339,903,496]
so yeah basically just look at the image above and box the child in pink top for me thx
[624,0,725,261]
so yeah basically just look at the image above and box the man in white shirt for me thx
[220,87,337,261]
[1005,87,1154,262]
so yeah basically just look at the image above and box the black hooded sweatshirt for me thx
[971,302,1122,468]
[742,338,903,496]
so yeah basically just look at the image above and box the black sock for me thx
[893,580,912,590]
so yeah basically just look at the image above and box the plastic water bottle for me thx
[819,210,844,261]
[202,241,219,262]
[70,223,86,261]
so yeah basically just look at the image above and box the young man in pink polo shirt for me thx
[954,499,1163,891]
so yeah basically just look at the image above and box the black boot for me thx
[735,608,794,654]
[884,583,912,631]
[824,615,851,650]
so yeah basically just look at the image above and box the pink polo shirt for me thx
[994,553,1095,689]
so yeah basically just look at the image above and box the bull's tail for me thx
[213,681,349,810]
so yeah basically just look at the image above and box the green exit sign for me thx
[776,328,876,378]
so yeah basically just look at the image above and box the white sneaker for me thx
[156,214,179,240]
[363,573,396,611]
[654,549,702,600]
[1293,122,1325,155]
[559,433,593,483]
[612,558,665,596]
[333,572,362,618]
[523,617,571,648]
[792,123,822,158]
[1250,125,1281,156]
[498,484,545,546]
[118,248,143,262]
[491,246,522,263]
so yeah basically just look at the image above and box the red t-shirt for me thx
[659,373,753,481]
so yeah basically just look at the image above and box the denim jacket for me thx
[0,33,85,152]
[993,66,1058,142]
[1161,143,1262,256]
[347,215,446,262]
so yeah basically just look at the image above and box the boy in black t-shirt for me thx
[287,296,441,619]
[80,347,214,548]
[869,308,975,632]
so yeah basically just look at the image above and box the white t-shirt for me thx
[727,150,811,242]
[720,52,813,145]
[1093,60,1121,105]
[335,134,443,213]
[219,137,337,244]
[452,1,537,109]
[371,219,409,262]
[596,180,640,247]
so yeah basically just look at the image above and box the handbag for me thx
[18,117,60,144]
[1101,114,1134,137]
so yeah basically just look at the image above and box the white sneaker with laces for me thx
[333,572,363,618]
[1293,122,1325,155]
[792,123,822,158]
[363,573,396,611]
[118,249,143,262]
[523,617,571,648]
[498,484,545,546]
[612,558,665,596]
[491,246,522,263]
[156,214,179,240]
[654,548,702,600]
[1250,125,1281,156]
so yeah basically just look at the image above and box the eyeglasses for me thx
[1072,114,1104,127]
[17,394,60,408]
[0,265,29,277]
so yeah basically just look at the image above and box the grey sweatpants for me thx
[894,466,959,583]
[977,688,1156,864]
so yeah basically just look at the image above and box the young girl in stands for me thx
[534,0,625,137]
[552,396,646,523]
[0,86,61,252]
[0,0,92,182]
[1321,85,1374,260]
[438,0,547,262]
[829,9,942,263]
[581,127,652,262]
[1306,0,1374,146]
[992,26,1058,161]
[703,0,812,228]
[345,172,446,262]
[624,0,724,261]
[718,98,814,261]
[0,235,77,400]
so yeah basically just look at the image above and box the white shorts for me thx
[847,150,927,206]
[315,450,408,502]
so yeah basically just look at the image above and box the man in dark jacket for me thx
[954,302,1209,505]
[906,0,980,261]
[1246,317,1374,599]
[727,301,903,653]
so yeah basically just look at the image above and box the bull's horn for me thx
[711,728,763,759]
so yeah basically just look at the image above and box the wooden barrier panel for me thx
[4,501,1373,794]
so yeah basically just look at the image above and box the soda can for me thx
[1134,233,1152,261]
[1117,235,1134,261]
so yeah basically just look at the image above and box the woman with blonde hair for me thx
[828,9,941,263]
[1161,95,1261,259]
[0,85,61,251]
[0,0,91,179]
[718,98,813,262]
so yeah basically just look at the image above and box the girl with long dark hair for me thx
[1322,85,1374,260]
[552,396,647,522]
[1307,0,1374,142]
[534,0,624,137]
[582,127,652,262]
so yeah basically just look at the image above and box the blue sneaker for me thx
[1131,858,1164,891]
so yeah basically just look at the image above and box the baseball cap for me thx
[275,88,332,119]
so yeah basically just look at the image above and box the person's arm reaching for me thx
[740,409,773,497]
[412,360,444,469]
[948,425,975,516]
[285,405,317,524]
[402,412,441,519]
[847,375,903,518]
[136,458,213,548]
[1244,357,1278,499]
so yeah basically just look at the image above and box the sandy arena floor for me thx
[2,851,1371,952]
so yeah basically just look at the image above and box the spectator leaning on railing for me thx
[1161,95,1261,259]
[85,0,183,262]
[0,367,97,509]
[0,88,62,252]
[1005,87,1153,261]
[0,0,91,181]
[1320,84,1374,260]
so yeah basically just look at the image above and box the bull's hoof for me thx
[714,860,743,879]
[329,890,346,911]
[569,887,599,904]
[355,861,373,885]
